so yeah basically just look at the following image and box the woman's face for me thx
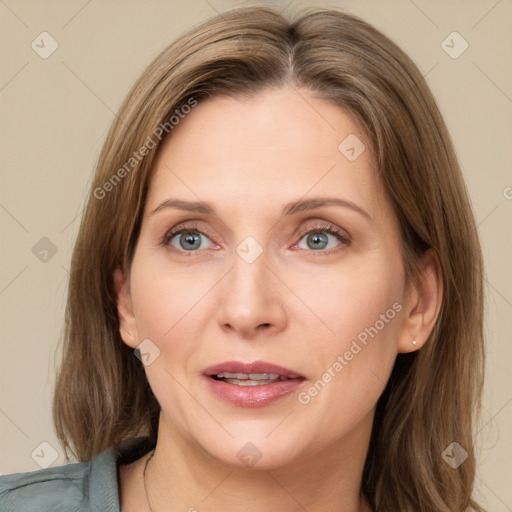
[117,86,418,469]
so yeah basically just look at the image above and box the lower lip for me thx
[204,376,306,407]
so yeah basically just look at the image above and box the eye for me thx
[295,222,350,254]
[162,222,215,255]
[161,220,350,256]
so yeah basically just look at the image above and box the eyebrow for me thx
[151,197,371,221]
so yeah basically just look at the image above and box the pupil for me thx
[308,232,328,250]
[180,232,201,250]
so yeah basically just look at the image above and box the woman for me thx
[0,5,485,512]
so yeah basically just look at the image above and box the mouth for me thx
[203,360,305,383]
[202,361,306,407]
[210,373,293,386]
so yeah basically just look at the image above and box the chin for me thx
[199,432,304,471]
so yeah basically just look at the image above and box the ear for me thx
[113,267,139,349]
[397,249,443,353]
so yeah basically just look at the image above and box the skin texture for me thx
[115,86,442,512]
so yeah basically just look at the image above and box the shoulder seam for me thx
[0,471,86,493]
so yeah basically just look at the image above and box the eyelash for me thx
[161,221,351,256]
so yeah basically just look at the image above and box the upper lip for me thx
[203,360,305,379]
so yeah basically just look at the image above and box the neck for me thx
[143,412,374,512]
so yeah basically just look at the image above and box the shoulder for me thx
[0,457,96,512]
[0,437,155,512]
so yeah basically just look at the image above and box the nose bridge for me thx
[215,234,286,336]
[233,241,268,298]
[228,237,273,311]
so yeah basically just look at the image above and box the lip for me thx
[202,360,306,408]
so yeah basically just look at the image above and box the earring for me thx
[412,339,417,346]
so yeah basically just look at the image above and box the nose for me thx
[215,247,287,340]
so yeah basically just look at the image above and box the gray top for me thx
[0,437,156,512]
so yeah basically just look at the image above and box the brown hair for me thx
[53,6,485,511]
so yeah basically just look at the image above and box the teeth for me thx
[249,373,280,380]
[216,372,283,380]
[224,378,279,386]
[214,372,293,386]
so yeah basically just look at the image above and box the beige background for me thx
[0,0,511,509]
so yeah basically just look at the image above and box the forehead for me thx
[146,86,387,222]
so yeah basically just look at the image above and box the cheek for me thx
[130,273,176,340]
[128,256,207,417]
[128,255,204,372]
[292,250,404,349]
[128,250,233,400]
[129,246,210,336]
[293,255,404,425]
